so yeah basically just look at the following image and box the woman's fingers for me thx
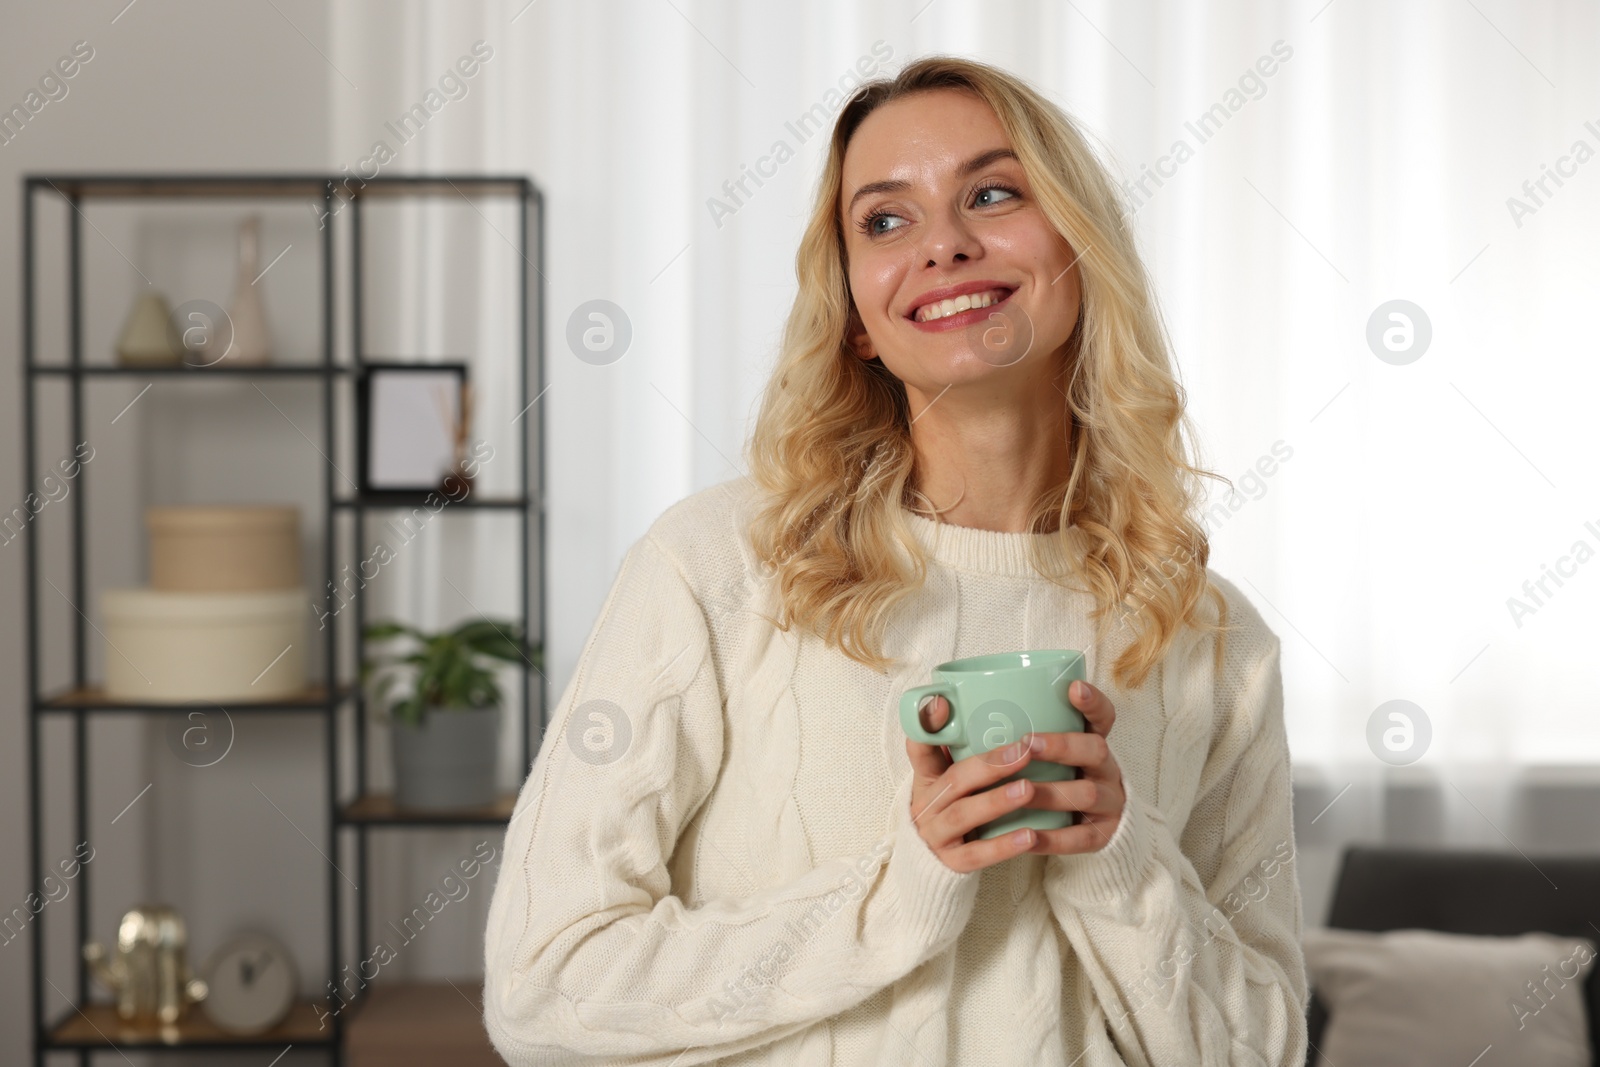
[1068,679,1115,736]
[1016,680,1127,855]
[904,694,953,780]
[1022,726,1112,771]
[923,771,1043,873]
[917,744,1035,848]
[942,824,1040,873]
[1007,774,1112,814]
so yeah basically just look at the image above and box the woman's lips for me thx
[908,288,1015,333]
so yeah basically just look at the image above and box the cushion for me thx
[1303,927,1597,1067]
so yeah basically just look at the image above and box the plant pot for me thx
[389,704,499,810]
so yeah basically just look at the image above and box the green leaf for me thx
[365,620,419,642]
[451,618,512,644]
[393,696,422,725]
[440,657,471,707]
[364,616,534,722]
[480,677,503,706]
[470,634,530,664]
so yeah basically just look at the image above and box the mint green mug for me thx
[899,649,1087,841]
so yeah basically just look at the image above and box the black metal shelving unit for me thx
[20,173,547,1065]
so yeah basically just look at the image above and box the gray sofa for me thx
[1305,845,1600,1065]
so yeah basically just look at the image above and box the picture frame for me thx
[355,362,469,499]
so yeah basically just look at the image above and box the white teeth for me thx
[915,289,1009,323]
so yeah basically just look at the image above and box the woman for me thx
[485,55,1308,1067]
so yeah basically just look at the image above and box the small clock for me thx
[202,932,298,1034]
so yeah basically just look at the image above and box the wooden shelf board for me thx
[30,362,342,375]
[39,684,343,712]
[341,792,516,825]
[335,495,530,510]
[30,174,528,200]
[32,176,329,199]
[47,1000,331,1048]
[344,982,501,1067]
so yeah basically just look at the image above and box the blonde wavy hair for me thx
[745,55,1237,691]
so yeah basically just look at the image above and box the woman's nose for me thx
[920,209,981,267]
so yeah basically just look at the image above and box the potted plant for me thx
[361,617,540,811]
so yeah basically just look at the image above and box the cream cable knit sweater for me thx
[483,476,1309,1066]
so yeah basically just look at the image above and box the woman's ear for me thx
[845,306,878,362]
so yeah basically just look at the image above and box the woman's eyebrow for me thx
[845,146,1019,213]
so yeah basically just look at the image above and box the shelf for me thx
[45,1000,332,1049]
[29,363,345,377]
[22,169,544,1063]
[30,173,531,200]
[37,684,347,714]
[344,982,501,1067]
[340,792,516,826]
[336,495,530,510]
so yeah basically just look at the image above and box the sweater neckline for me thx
[900,507,1085,578]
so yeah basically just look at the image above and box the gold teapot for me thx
[84,904,209,1025]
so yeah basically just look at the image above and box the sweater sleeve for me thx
[1039,631,1310,1067]
[483,532,983,1067]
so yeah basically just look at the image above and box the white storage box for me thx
[101,587,308,701]
[146,505,301,592]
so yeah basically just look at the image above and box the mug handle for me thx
[899,684,963,745]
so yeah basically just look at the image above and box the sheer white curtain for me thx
[330,0,1600,946]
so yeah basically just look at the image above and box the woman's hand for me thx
[905,694,1043,873]
[1021,679,1126,855]
[905,680,1126,870]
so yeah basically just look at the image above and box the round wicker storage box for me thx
[146,505,300,592]
[101,587,307,701]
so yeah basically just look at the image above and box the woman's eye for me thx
[857,185,1016,237]
[860,211,906,237]
[973,185,1018,208]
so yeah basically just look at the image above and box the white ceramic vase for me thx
[222,215,271,365]
[115,291,182,366]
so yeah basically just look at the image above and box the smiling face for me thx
[838,87,1083,404]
